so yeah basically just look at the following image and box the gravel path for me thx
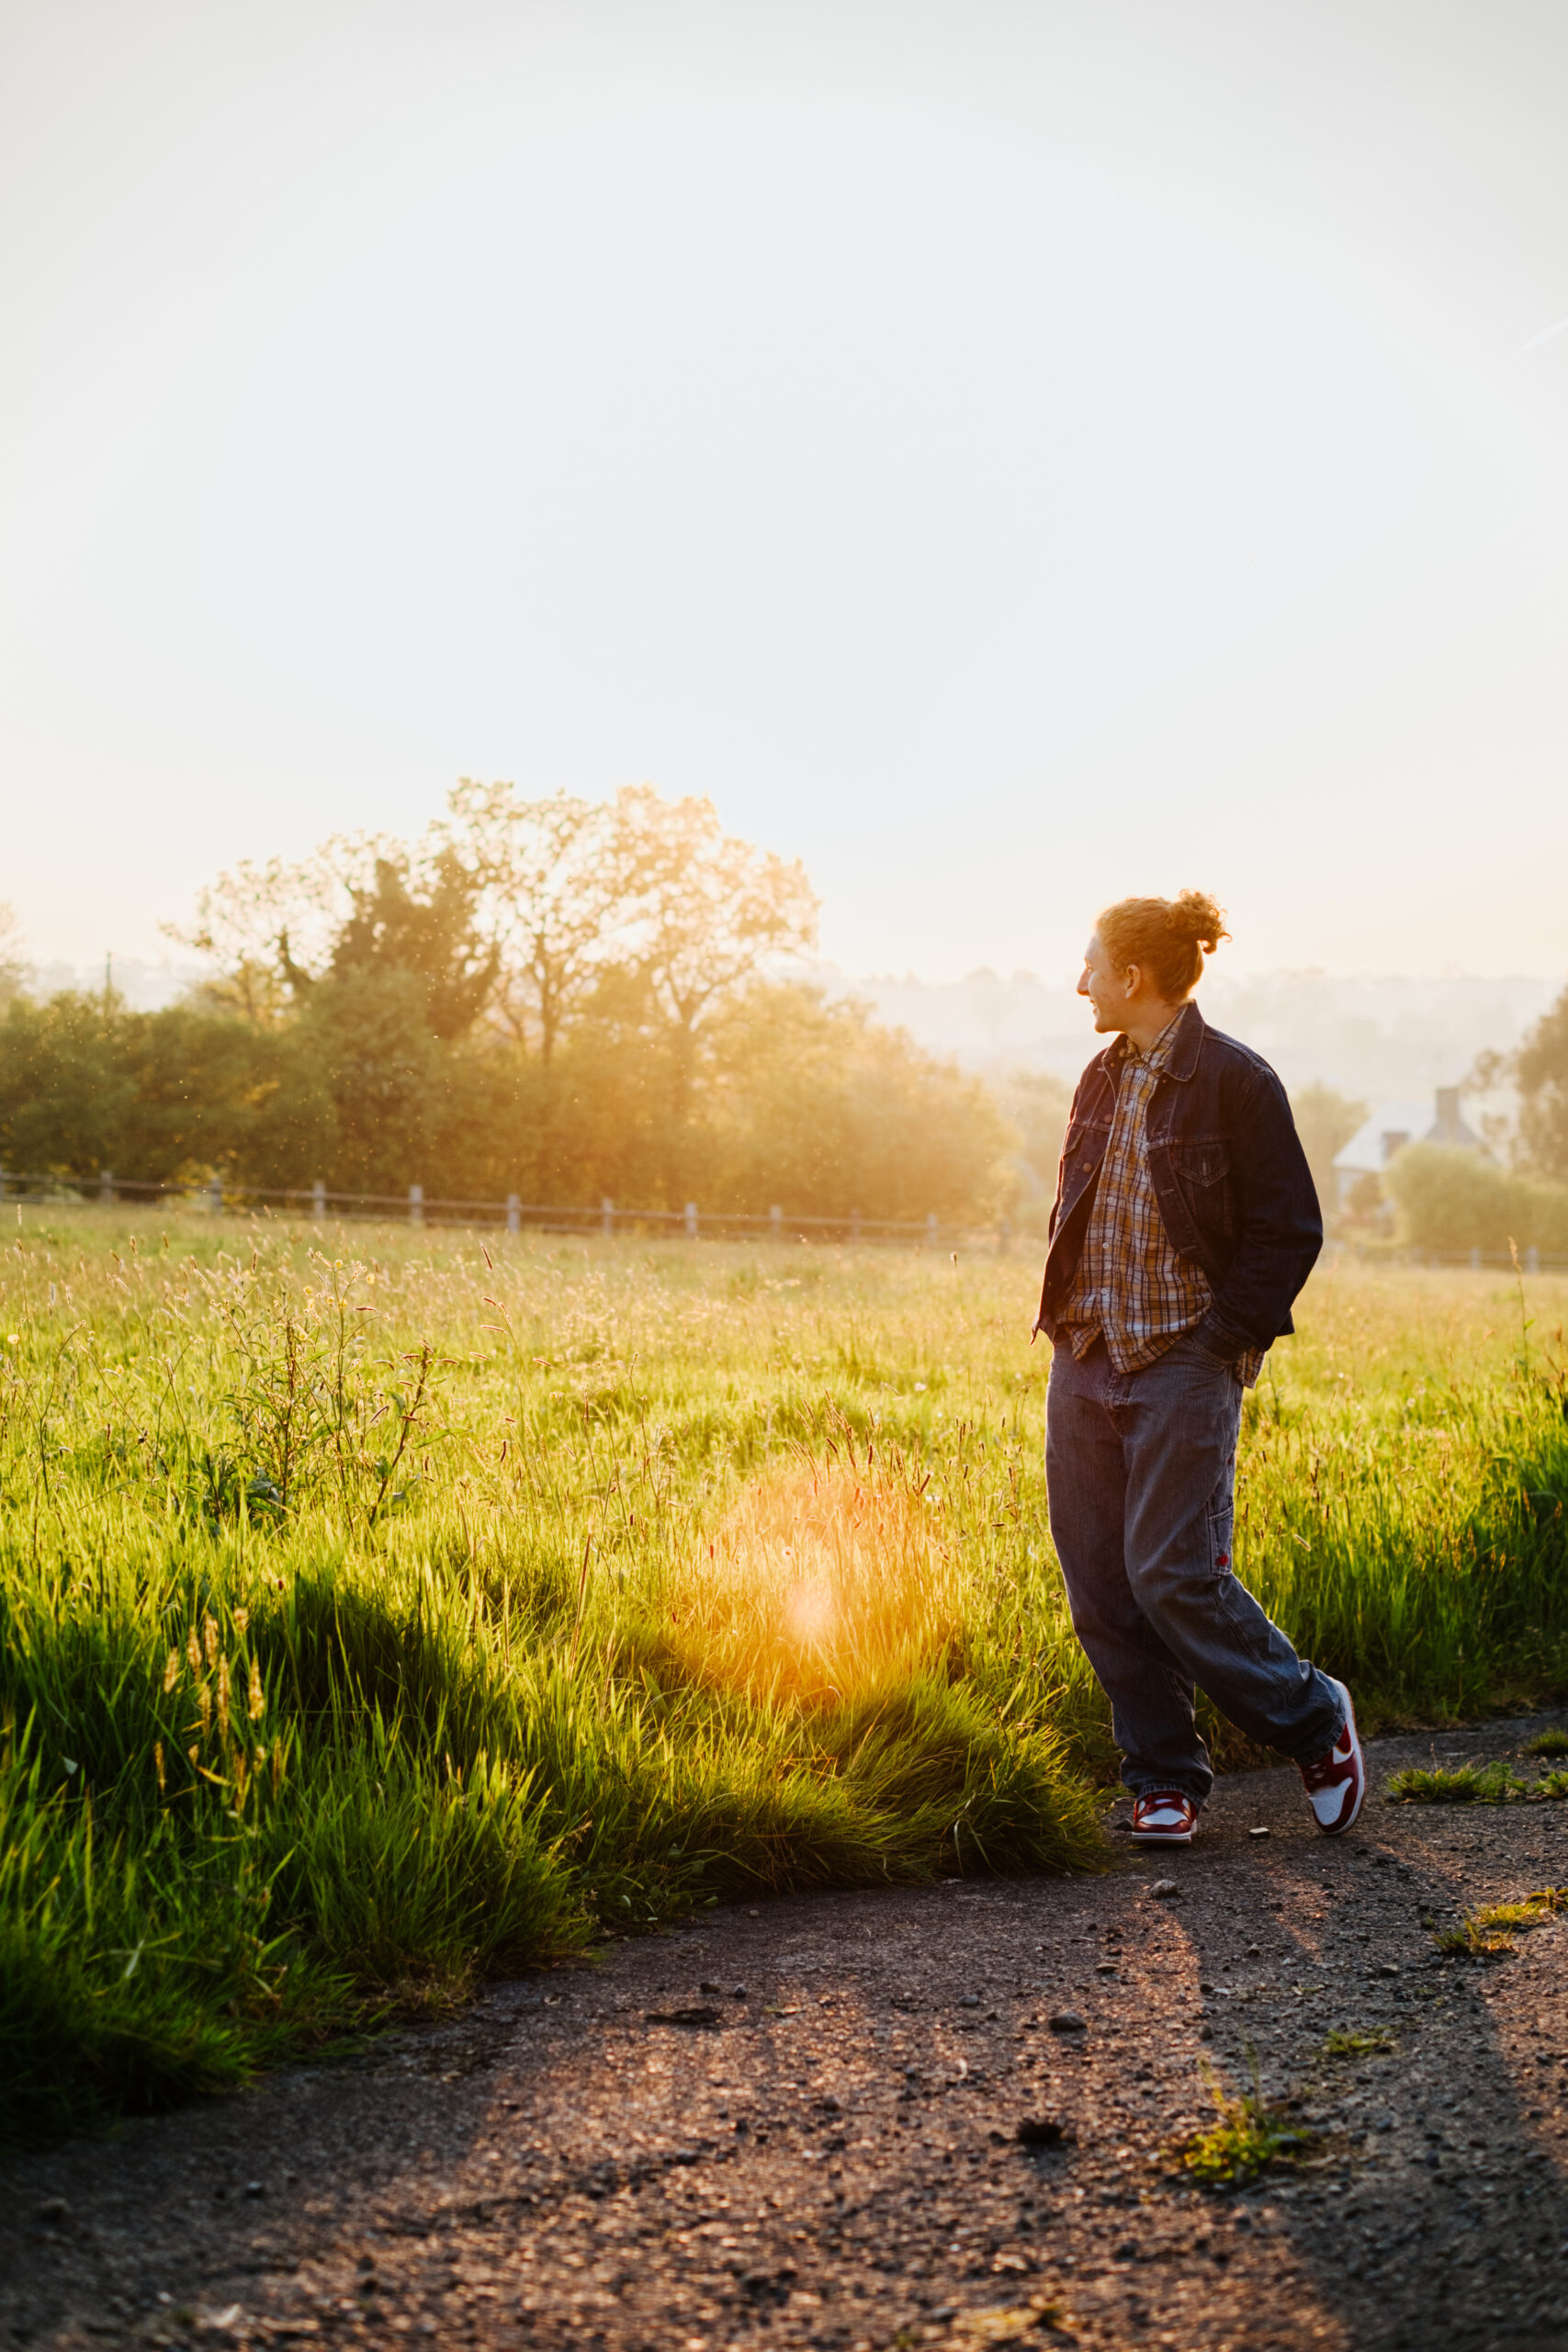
[6,1715,1568,2352]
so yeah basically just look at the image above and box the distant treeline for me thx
[10,778,1561,1242]
[0,785,1056,1222]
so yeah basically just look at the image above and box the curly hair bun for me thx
[1168,890,1228,955]
[1095,890,1230,1001]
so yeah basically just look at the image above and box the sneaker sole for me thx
[1314,1679,1367,1837]
[1130,1827,1196,1845]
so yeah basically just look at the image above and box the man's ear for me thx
[1120,962,1142,1000]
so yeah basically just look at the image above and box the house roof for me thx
[1332,1096,1483,1174]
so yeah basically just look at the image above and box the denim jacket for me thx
[1033,1004,1323,1360]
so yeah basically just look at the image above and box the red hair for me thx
[1096,890,1229,1001]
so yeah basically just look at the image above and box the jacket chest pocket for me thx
[1062,1124,1109,1185]
[1174,1144,1229,1187]
[1172,1143,1234,1235]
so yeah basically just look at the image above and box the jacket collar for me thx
[1161,998,1205,1082]
[1092,997,1205,1085]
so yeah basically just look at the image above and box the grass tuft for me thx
[1432,1884,1568,1957]
[949,2305,1070,2343]
[1525,1727,1568,1758]
[1321,2029,1396,2058]
[1172,2054,1314,2188]
[1386,1762,1532,1805]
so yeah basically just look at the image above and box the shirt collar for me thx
[1112,998,1198,1075]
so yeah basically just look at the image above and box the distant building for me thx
[1331,1087,1483,1215]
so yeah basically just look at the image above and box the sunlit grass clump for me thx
[1389,1760,1568,1804]
[1173,2056,1313,2188]
[1322,2029,1396,2058]
[1432,1885,1568,1956]
[1,1214,1566,2148]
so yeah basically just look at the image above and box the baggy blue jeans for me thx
[1045,1332,1343,1806]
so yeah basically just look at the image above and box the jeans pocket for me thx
[1174,1331,1238,1375]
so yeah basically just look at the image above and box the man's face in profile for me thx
[1077,933,1131,1035]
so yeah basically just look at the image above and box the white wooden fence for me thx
[7,1168,1563,1268]
[1404,1246,1566,1273]
[0,1168,1013,1251]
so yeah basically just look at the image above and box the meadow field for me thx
[2,1210,1566,2150]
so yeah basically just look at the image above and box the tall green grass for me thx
[1,1215,1565,2148]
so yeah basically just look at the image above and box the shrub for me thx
[1382,1144,1568,1256]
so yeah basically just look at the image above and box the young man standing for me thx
[1035,890,1364,1845]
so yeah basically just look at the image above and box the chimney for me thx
[1431,1086,1463,1144]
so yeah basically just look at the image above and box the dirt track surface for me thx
[6,1718,1568,2352]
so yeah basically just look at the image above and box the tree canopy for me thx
[1515,983,1568,1185]
[4,786,1010,1222]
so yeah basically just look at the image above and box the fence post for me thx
[770,1203,783,1243]
[311,1179,326,1220]
[506,1192,521,1236]
[602,1196,615,1239]
[684,1201,698,1241]
[410,1183,424,1228]
[998,1216,1010,1256]
[1468,1245,1481,1270]
[99,1168,114,1204]
[208,1177,222,1216]
[926,1212,939,1250]
[851,1207,862,1242]
[1527,1244,1540,1275]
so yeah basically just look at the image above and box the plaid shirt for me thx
[1058,1003,1266,1385]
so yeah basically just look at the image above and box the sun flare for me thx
[664,1459,957,1702]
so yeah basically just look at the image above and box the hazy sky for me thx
[5,1,1568,981]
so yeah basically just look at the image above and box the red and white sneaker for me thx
[1299,1679,1365,1835]
[1130,1789,1199,1844]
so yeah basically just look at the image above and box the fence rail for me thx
[5,1169,1566,1272]
[0,1167,1017,1252]
[1404,1246,1568,1273]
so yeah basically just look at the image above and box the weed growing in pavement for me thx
[1387,1762,1535,1804]
[1526,1728,1568,1757]
[1173,2053,1314,2188]
[1322,2029,1397,2058]
[1434,1915,1523,1956]
[942,2305,1070,2346]
[3,1219,1567,2146]
[1432,1885,1568,1957]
